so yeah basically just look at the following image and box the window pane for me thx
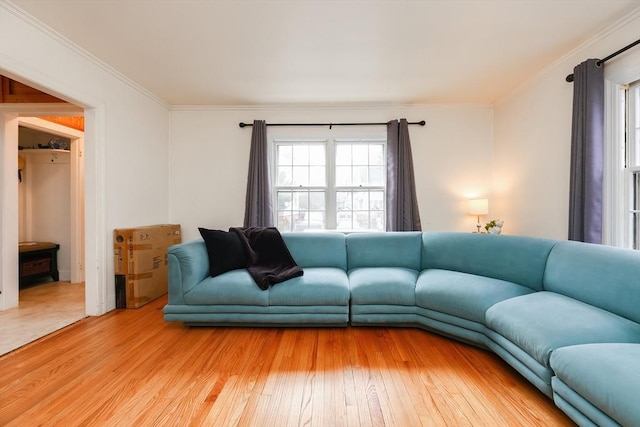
[353,145,368,165]
[632,85,640,168]
[370,144,384,165]
[370,166,384,186]
[308,211,325,230]
[293,211,308,231]
[337,211,352,230]
[336,166,351,186]
[371,211,384,231]
[632,171,639,249]
[336,191,352,210]
[277,166,292,186]
[278,145,292,166]
[292,145,309,165]
[354,211,369,229]
[309,191,325,210]
[277,191,291,209]
[336,145,351,165]
[309,145,326,165]
[293,191,309,210]
[292,166,309,186]
[370,191,384,210]
[353,166,368,186]
[309,166,326,186]
[277,211,292,231]
[634,172,640,211]
[353,191,369,210]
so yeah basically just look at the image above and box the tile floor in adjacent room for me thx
[0,281,86,356]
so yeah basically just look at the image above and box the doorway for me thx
[17,117,85,284]
[0,115,86,355]
[1,74,107,321]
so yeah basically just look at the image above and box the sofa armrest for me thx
[167,239,209,304]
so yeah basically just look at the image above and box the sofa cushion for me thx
[421,232,556,291]
[269,267,350,306]
[544,241,640,323]
[349,267,418,306]
[184,270,268,306]
[416,269,534,324]
[346,232,422,270]
[486,292,640,368]
[198,228,247,277]
[282,232,347,270]
[550,343,640,427]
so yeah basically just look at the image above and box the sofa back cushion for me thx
[544,241,640,323]
[346,232,422,270]
[282,232,347,270]
[421,232,556,291]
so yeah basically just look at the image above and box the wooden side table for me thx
[18,242,60,287]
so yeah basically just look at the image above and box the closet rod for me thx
[239,120,426,129]
[565,39,640,82]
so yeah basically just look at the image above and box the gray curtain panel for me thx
[568,59,604,243]
[386,119,422,231]
[244,120,274,227]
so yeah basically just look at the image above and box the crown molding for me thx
[496,6,640,106]
[169,102,493,112]
[1,1,169,109]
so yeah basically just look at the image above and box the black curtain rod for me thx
[566,39,640,82]
[239,120,426,129]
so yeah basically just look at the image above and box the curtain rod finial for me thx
[239,122,248,128]
[566,74,574,83]
[418,120,426,126]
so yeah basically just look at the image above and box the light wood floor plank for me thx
[0,296,574,426]
[0,281,86,356]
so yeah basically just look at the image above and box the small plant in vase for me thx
[484,219,504,234]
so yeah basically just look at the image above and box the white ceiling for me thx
[10,0,640,106]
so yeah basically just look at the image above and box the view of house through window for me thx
[274,137,386,232]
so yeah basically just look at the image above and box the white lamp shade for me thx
[468,198,489,215]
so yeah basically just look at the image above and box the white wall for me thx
[169,105,494,242]
[0,2,171,312]
[493,10,640,240]
[22,150,72,280]
[18,128,72,280]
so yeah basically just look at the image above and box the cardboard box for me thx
[114,224,181,308]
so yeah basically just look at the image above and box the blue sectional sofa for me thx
[163,231,640,427]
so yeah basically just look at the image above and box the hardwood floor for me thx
[0,281,85,355]
[0,296,574,426]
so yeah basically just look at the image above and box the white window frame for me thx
[272,135,387,232]
[273,138,328,232]
[333,138,387,231]
[603,53,640,249]
[624,81,640,249]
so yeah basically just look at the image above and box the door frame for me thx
[1,103,107,316]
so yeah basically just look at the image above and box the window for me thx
[625,80,640,249]
[275,141,327,232]
[608,79,640,250]
[274,137,386,232]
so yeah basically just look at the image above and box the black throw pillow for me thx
[198,227,248,277]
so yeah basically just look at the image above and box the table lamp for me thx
[468,198,489,233]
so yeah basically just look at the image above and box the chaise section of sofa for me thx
[163,232,350,326]
[485,241,640,397]
[550,343,640,427]
[415,232,557,347]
